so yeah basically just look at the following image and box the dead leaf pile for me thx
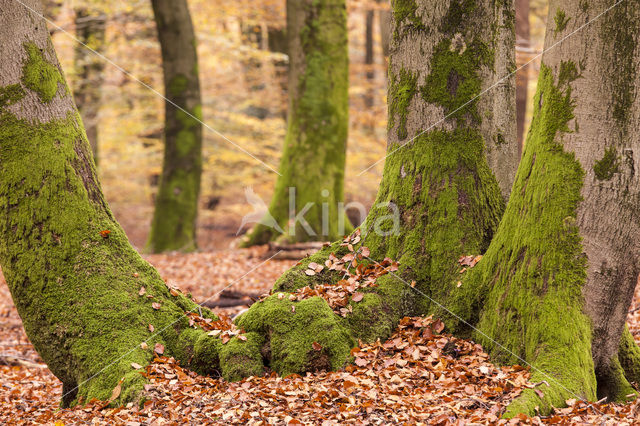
[291,233,399,317]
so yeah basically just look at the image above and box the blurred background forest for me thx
[46,0,549,251]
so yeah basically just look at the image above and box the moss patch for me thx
[420,39,493,124]
[21,42,64,102]
[236,295,355,376]
[388,68,418,140]
[554,9,570,33]
[593,146,619,181]
[0,84,25,109]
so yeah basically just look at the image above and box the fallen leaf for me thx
[154,343,165,355]
[351,292,364,302]
[312,342,323,351]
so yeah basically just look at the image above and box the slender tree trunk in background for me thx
[0,0,222,407]
[73,7,106,163]
[451,0,640,416]
[267,26,288,118]
[242,0,350,246]
[378,1,390,59]
[227,0,517,381]
[147,0,203,253]
[364,9,375,108]
[515,0,530,155]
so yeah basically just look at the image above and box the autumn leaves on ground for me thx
[2,242,640,424]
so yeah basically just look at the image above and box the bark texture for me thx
[242,0,350,246]
[147,0,203,253]
[451,0,640,416]
[226,0,517,383]
[73,6,106,163]
[0,0,222,407]
[515,0,530,153]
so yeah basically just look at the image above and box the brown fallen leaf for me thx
[138,287,146,296]
[131,362,143,370]
[351,292,364,302]
[152,302,161,310]
[312,342,322,351]
[154,343,165,355]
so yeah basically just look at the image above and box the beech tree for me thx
[147,0,203,253]
[73,5,106,163]
[242,0,350,246]
[0,0,222,407]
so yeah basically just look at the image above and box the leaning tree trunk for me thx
[515,0,530,154]
[73,6,106,164]
[0,0,225,407]
[242,0,350,246]
[450,0,640,416]
[224,0,517,380]
[147,0,203,253]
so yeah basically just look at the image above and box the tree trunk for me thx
[451,0,640,416]
[242,0,351,246]
[0,0,222,407]
[73,7,106,163]
[228,0,517,381]
[364,9,375,108]
[515,0,530,154]
[147,0,203,253]
[378,1,391,59]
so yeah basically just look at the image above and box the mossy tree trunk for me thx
[147,0,203,253]
[450,0,640,416]
[242,0,350,246]
[73,6,106,163]
[0,0,223,407]
[225,0,518,382]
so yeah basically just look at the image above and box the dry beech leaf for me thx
[351,292,364,302]
[304,269,315,276]
[312,342,322,351]
[131,362,143,370]
[148,324,155,332]
[152,302,161,310]
[154,343,165,355]
[140,342,148,350]
[170,288,179,297]
[237,335,247,341]
[138,287,146,296]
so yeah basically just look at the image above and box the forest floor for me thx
[2,245,640,425]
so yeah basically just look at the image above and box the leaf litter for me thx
[1,247,640,424]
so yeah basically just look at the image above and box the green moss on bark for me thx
[420,39,493,123]
[22,42,64,102]
[388,68,418,140]
[452,64,596,417]
[147,104,202,253]
[0,84,25,108]
[554,9,570,33]
[392,0,427,40]
[593,146,620,181]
